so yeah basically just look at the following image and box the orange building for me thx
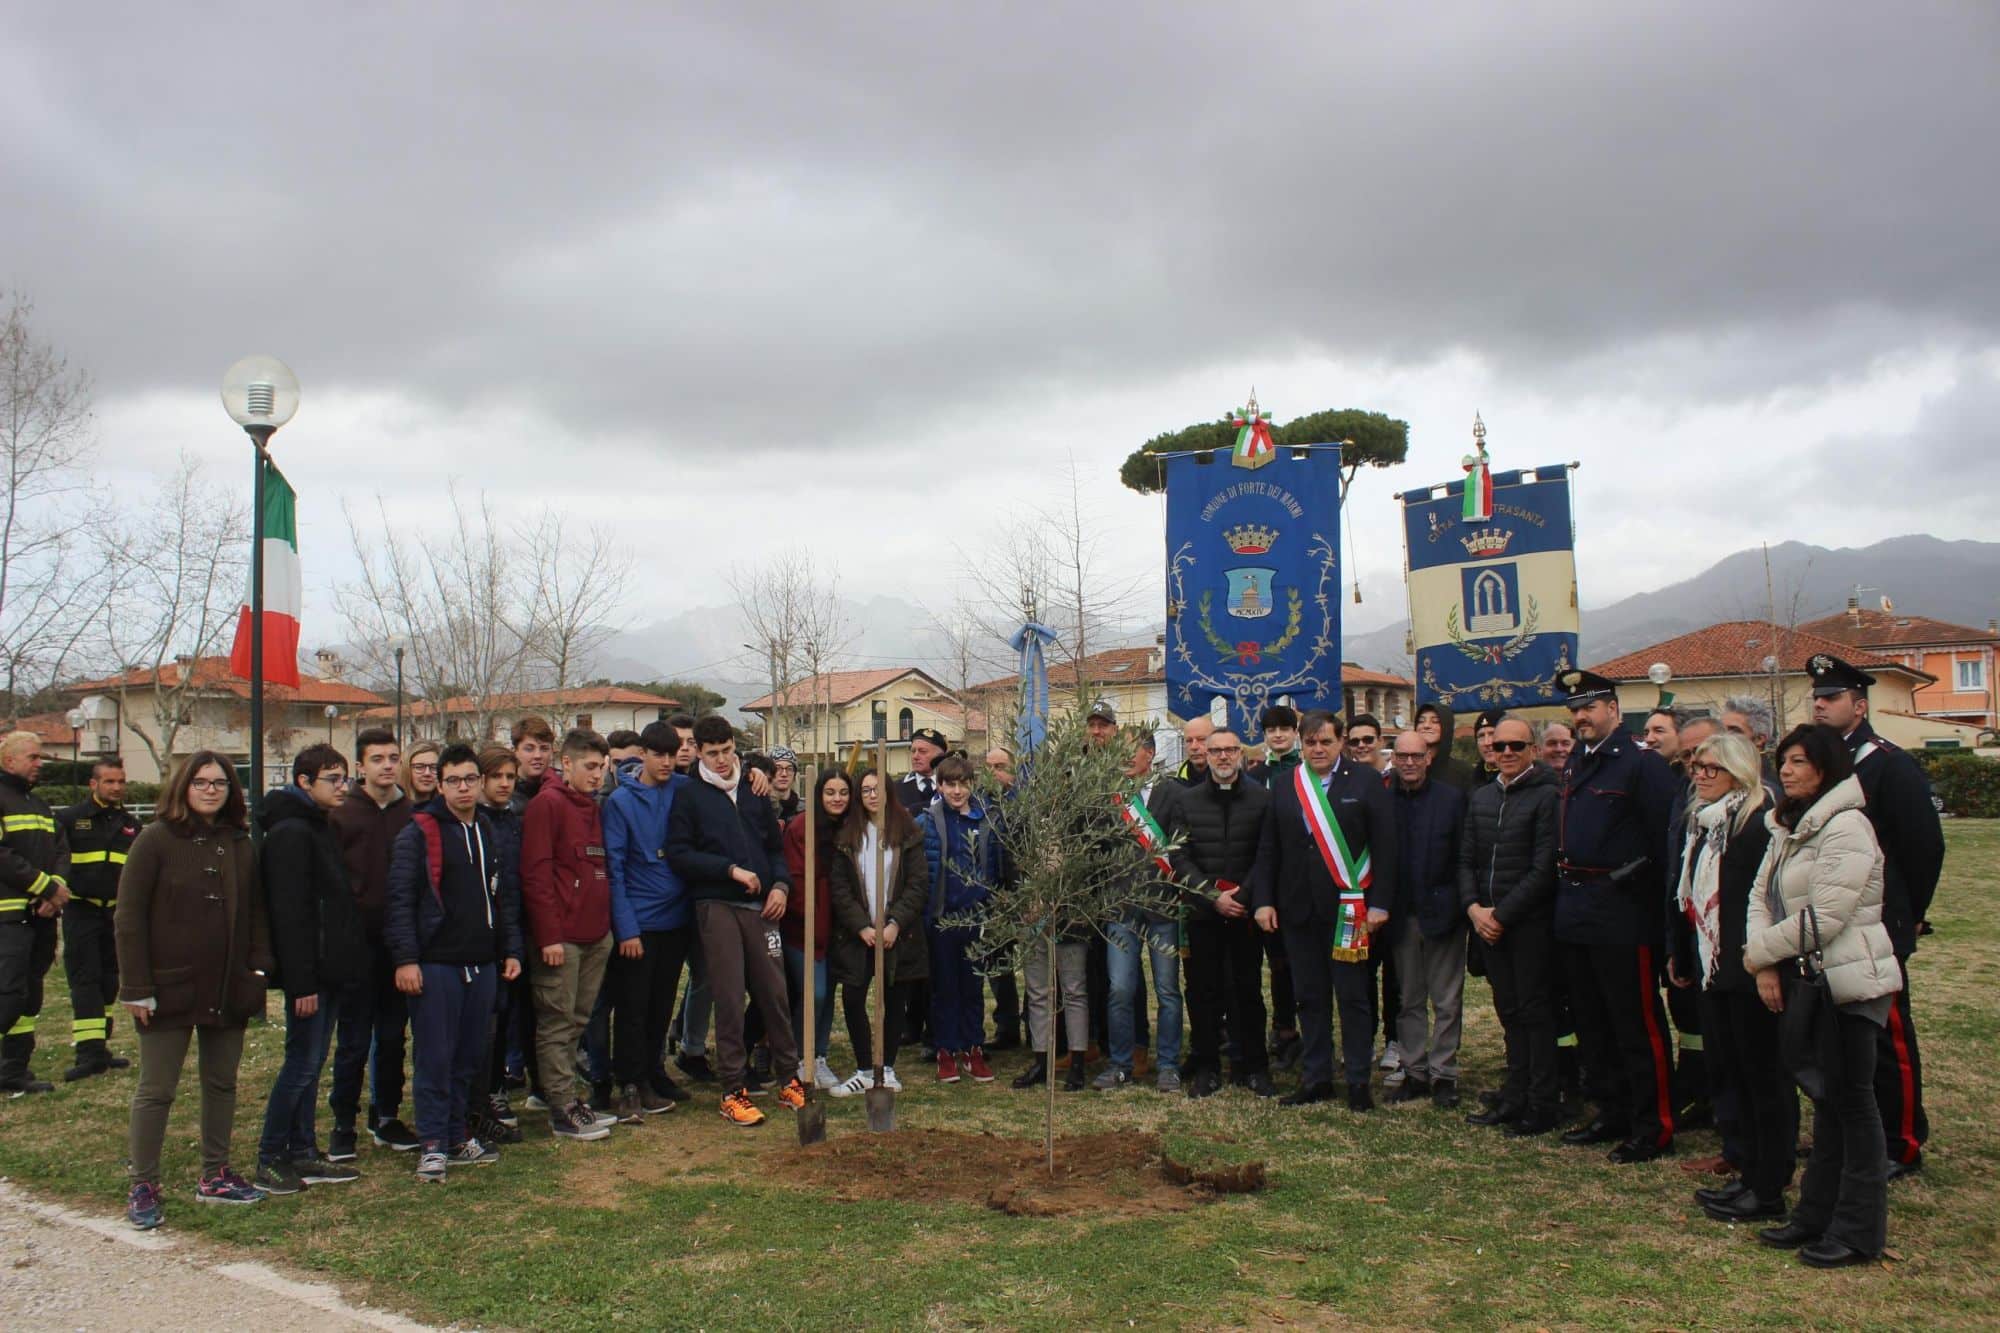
[1800,601,2000,732]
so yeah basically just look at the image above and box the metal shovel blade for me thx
[797,1091,827,1146]
[865,1081,896,1132]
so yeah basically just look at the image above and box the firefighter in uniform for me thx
[1549,670,1680,1163]
[0,731,71,1095]
[55,757,140,1081]
[1807,653,1945,1179]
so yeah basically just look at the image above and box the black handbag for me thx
[1776,904,1841,1102]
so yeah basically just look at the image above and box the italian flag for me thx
[228,464,302,688]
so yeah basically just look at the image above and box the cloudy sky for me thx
[7,3,1997,666]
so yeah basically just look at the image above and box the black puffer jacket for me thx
[260,786,368,1001]
[1166,776,1269,915]
[1457,764,1560,927]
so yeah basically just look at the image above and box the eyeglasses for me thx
[188,778,230,792]
[1491,740,1531,753]
[1348,735,1378,745]
[1688,762,1726,779]
[440,774,480,788]
[409,762,439,775]
[315,773,351,787]
[1391,751,1429,762]
[1207,745,1242,756]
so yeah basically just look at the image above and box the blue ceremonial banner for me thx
[1398,464,1580,710]
[1165,445,1344,742]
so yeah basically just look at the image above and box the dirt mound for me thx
[769,1129,1266,1217]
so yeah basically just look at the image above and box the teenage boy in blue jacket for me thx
[387,744,523,1183]
[602,722,695,1120]
[919,754,1004,1083]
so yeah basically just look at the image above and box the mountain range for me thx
[588,535,2000,713]
[1340,534,2000,674]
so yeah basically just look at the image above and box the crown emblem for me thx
[1459,526,1511,557]
[1223,523,1278,555]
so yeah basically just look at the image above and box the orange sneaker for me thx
[776,1078,807,1111]
[719,1090,767,1127]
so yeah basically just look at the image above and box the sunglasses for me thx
[1490,740,1531,753]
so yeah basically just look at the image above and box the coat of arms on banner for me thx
[1398,424,1581,709]
[1164,440,1343,741]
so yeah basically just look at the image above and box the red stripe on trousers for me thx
[1636,946,1674,1146]
[1886,994,1920,1164]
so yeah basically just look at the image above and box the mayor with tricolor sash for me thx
[1250,710,1398,1111]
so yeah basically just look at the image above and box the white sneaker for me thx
[881,1066,903,1091]
[814,1056,839,1090]
[1379,1043,1403,1072]
[830,1070,872,1098]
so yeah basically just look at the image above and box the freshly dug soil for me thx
[770,1128,1266,1217]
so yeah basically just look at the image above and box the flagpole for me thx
[247,425,273,839]
[220,354,299,846]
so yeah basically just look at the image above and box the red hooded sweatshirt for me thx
[520,771,611,949]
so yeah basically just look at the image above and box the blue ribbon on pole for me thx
[1009,620,1059,754]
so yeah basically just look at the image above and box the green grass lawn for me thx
[5,825,1998,1330]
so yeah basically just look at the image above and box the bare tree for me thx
[336,487,530,745]
[102,456,249,776]
[0,293,102,708]
[927,604,1004,750]
[956,459,1148,718]
[731,548,851,758]
[520,512,634,730]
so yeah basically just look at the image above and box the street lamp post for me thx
[325,703,339,743]
[395,645,406,748]
[221,356,300,833]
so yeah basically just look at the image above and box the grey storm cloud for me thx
[4,2,1997,452]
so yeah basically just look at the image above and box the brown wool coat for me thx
[115,819,273,1029]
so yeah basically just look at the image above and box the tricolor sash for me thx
[1119,794,1173,878]
[1296,765,1373,961]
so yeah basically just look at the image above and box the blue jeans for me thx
[783,946,833,1062]
[259,990,339,1163]
[1107,917,1182,1073]
[409,963,498,1150]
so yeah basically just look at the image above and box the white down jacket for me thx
[1743,775,1901,1005]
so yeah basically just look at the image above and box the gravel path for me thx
[0,1180,437,1331]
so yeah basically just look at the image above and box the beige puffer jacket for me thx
[1743,775,1900,1004]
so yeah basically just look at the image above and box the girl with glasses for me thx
[116,752,273,1227]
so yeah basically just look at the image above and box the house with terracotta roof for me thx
[0,712,80,763]
[1587,620,1985,750]
[742,668,967,775]
[63,656,389,785]
[1799,598,2000,730]
[969,644,1171,744]
[355,684,685,747]
[968,642,1415,748]
[1342,664,1417,730]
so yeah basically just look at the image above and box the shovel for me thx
[865,737,897,1133]
[796,780,827,1146]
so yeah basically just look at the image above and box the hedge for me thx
[27,782,163,811]
[1913,751,2000,819]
